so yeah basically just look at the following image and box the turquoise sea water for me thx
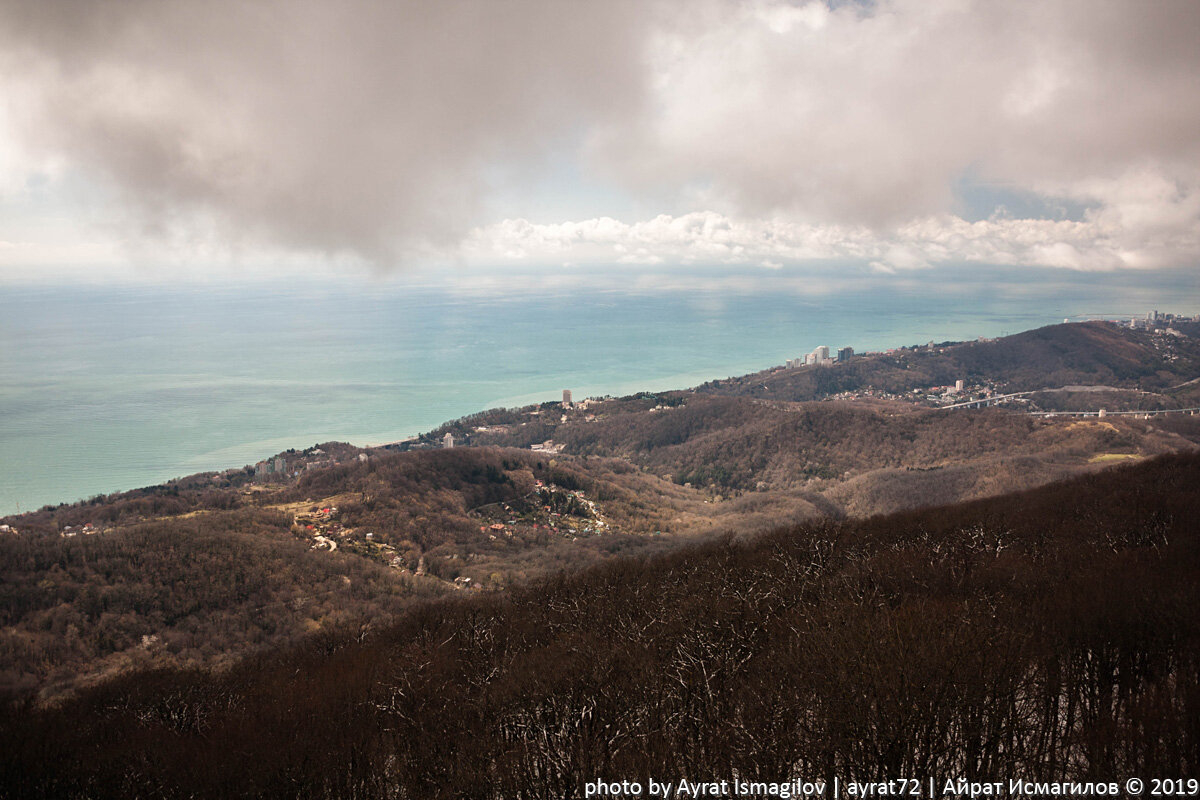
[2,265,1197,514]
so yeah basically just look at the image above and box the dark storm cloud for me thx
[2,0,1199,272]
[0,0,650,261]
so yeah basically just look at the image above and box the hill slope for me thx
[455,394,1200,509]
[1,447,824,698]
[4,318,1199,700]
[697,320,1200,400]
[4,452,1197,797]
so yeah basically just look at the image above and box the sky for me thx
[1,0,1199,287]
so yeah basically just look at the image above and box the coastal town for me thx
[764,309,1200,413]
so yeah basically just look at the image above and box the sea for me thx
[2,263,1197,515]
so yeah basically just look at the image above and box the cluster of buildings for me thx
[254,456,288,478]
[561,389,597,411]
[1124,310,1198,330]
[60,522,102,538]
[786,345,854,369]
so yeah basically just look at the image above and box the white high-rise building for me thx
[443,432,454,449]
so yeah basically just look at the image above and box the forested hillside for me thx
[3,320,1199,704]
[0,448,732,698]
[0,506,427,697]
[461,394,1199,503]
[3,452,1197,798]
[696,321,1200,401]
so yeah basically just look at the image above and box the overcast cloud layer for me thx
[1,0,1198,277]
